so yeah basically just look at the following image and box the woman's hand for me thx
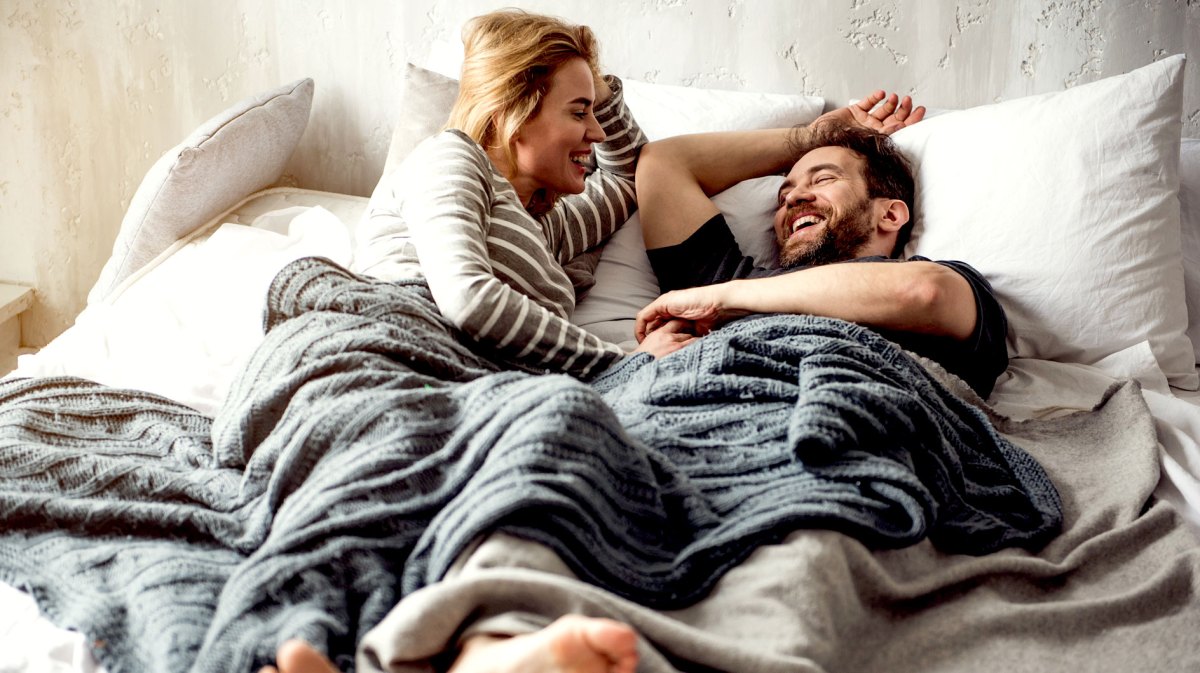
[594,74,613,106]
[631,318,698,358]
[817,90,926,135]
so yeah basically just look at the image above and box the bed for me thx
[1,51,1199,673]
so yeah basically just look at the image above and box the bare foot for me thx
[449,614,639,673]
[260,639,341,673]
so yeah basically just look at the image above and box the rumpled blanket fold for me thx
[0,256,1060,673]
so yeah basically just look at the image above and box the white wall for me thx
[2,0,1197,347]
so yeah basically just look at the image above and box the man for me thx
[634,92,1008,397]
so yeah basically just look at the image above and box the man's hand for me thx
[631,318,699,356]
[635,284,750,342]
[817,90,926,135]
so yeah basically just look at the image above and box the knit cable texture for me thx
[0,256,1061,673]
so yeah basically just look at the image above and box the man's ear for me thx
[875,198,910,234]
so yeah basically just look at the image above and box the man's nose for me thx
[784,186,813,207]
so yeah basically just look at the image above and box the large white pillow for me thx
[621,79,824,142]
[369,63,823,343]
[375,63,823,181]
[14,201,354,416]
[88,78,314,304]
[895,55,1195,390]
[1178,137,1200,364]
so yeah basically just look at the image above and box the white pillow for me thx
[571,177,785,342]
[15,206,353,416]
[895,55,1196,390]
[621,79,824,142]
[88,78,314,304]
[375,63,823,179]
[1178,137,1200,364]
[371,64,824,342]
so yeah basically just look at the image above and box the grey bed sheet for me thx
[361,380,1200,673]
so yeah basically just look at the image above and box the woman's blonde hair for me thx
[446,9,601,182]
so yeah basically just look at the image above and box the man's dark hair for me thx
[787,121,916,257]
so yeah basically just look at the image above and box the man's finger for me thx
[872,92,899,119]
[854,90,885,111]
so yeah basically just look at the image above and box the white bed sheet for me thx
[4,189,1200,672]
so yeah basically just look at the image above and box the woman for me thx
[353,9,693,380]
[261,9,662,673]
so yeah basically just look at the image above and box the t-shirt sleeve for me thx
[873,256,1008,397]
[646,214,778,291]
[922,257,1010,397]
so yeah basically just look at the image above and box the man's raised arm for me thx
[636,128,797,249]
[636,91,922,250]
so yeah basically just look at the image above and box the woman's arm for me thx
[401,133,628,378]
[542,76,647,264]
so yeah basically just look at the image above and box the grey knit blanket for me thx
[0,256,1061,673]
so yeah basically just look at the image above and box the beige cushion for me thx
[88,78,315,304]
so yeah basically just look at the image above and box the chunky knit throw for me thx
[0,256,1061,673]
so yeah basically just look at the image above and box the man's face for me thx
[772,146,878,269]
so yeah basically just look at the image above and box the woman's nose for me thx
[585,114,605,142]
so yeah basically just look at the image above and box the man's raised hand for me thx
[818,90,926,135]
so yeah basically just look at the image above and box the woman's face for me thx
[507,57,605,205]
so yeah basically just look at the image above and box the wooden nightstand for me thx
[0,283,34,376]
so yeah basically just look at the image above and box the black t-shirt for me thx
[646,214,1009,397]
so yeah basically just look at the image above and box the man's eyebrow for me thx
[805,163,846,175]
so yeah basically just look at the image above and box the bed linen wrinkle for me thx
[358,385,1198,673]
[0,256,1059,673]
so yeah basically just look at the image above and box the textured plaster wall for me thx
[2,0,1198,347]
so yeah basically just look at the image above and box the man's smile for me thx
[790,213,825,234]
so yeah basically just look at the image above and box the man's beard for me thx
[778,197,875,269]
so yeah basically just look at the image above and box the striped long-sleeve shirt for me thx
[354,76,646,378]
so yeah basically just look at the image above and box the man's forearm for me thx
[636,261,978,342]
[640,128,796,196]
[722,262,977,339]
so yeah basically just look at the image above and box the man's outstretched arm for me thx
[635,260,978,343]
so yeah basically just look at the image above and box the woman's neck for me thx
[485,145,534,208]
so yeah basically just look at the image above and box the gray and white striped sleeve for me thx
[402,133,625,378]
[544,76,647,265]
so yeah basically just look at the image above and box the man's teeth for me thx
[791,215,823,233]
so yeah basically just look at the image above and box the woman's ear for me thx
[876,198,910,234]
